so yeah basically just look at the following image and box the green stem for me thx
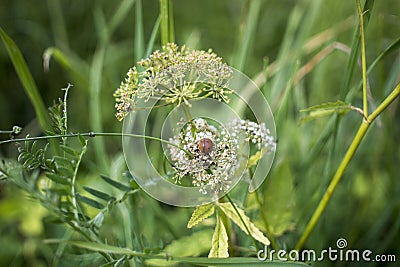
[254,191,278,251]
[61,83,71,146]
[0,132,193,158]
[71,139,87,222]
[247,168,278,250]
[357,0,368,116]
[159,0,175,46]
[295,83,400,250]
[225,194,259,250]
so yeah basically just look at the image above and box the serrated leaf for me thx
[46,172,70,185]
[208,215,229,258]
[76,194,105,209]
[300,100,352,122]
[83,186,116,202]
[218,202,270,246]
[100,175,131,191]
[187,203,215,228]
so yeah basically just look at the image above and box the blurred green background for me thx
[0,0,399,266]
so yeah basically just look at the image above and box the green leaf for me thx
[46,172,71,185]
[218,202,270,246]
[146,229,213,267]
[60,145,79,157]
[76,194,105,209]
[53,156,73,169]
[100,175,131,191]
[56,165,73,177]
[145,16,160,57]
[208,214,229,258]
[78,134,87,147]
[260,161,296,236]
[187,203,215,228]
[0,27,50,131]
[83,186,116,202]
[300,100,352,123]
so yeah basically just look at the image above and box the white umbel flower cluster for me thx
[227,119,276,151]
[114,43,233,121]
[168,118,239,194]
[167,118,276,194]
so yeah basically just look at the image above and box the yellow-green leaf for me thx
[146,229,213,266]
[218,202,270,246]
[247,150,263,168]
[208,214,229,258]
[187,203,215,228]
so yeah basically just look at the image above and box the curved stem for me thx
[225,194,259,250]
[71,139,87,222]
[295,83,400,250]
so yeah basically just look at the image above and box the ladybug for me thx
[198,138,214,154]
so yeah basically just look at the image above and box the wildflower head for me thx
[114,43,233,121]
[168,118,240,195]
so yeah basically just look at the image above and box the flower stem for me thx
[225,194,259,250]
[71,139,87,223]
[295,82,400,250]
[253,191,278,250]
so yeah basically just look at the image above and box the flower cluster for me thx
[167,118,276,194]
[114,43,233,121]
[227,119,276,151]
[168,118,239,194]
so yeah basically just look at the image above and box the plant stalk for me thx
[295,83,400,250]
[159,0,174,46]
[357,0,368,116]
